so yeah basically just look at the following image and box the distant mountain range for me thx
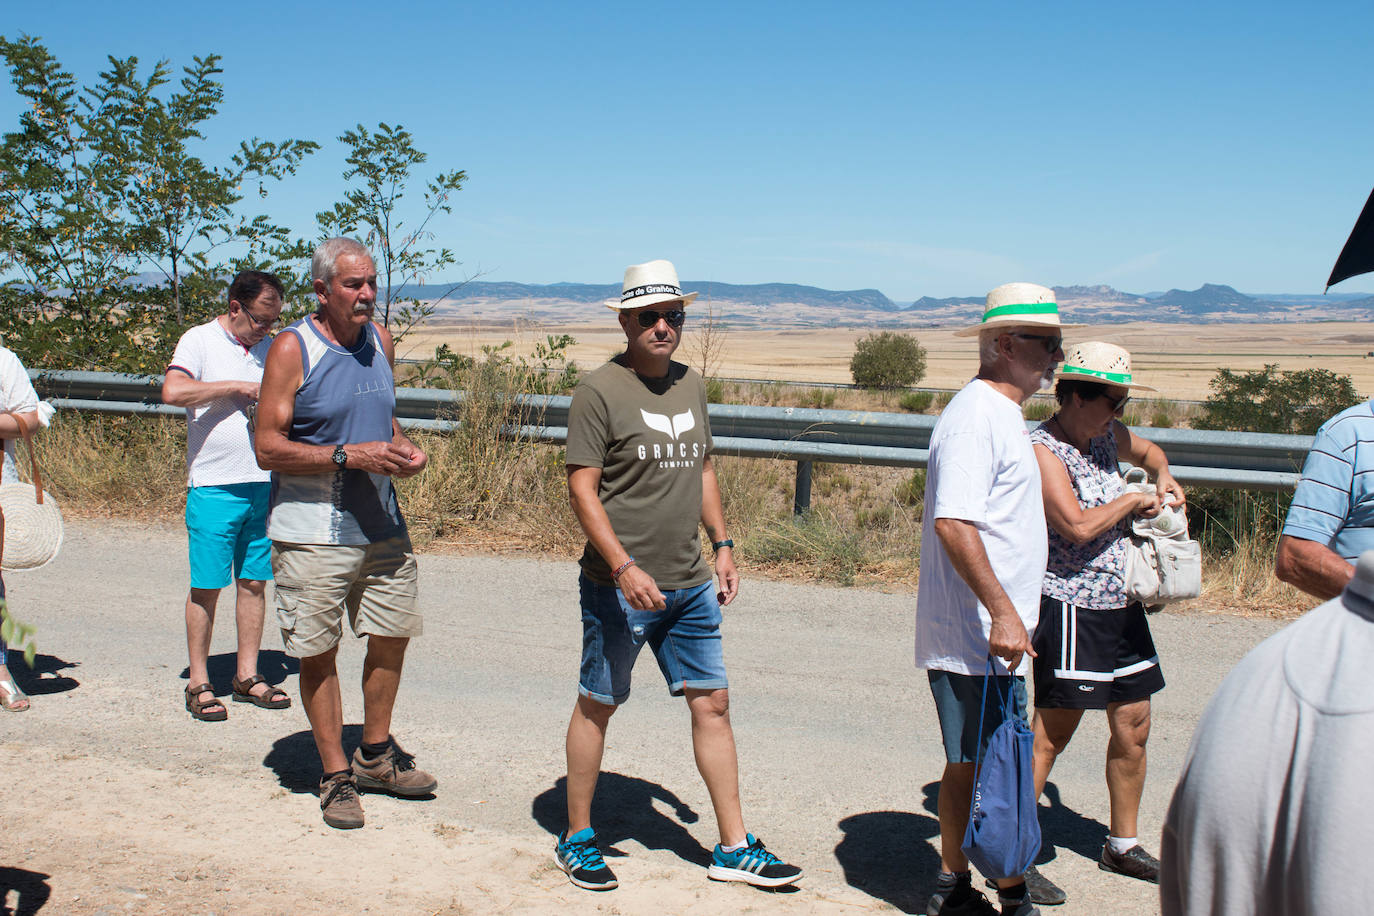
[396,280,895,311]
[108,273,1374,325]
[403,278,1374,326]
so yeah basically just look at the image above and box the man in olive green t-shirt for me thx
[552,259,802,893]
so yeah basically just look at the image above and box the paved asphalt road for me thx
[1,519,1290,914]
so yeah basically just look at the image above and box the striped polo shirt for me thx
[1282,401,1374,561]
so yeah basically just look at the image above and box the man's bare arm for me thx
[933,516,1036,668]
[568,464,666,611]
[161,369,259,408]
[699,455,738,606]
[1275,534,1354,600]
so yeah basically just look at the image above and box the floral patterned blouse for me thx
[1031,422,1129,609]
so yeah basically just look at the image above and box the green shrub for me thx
[1023,399,1056,421]
[850,331,927,389]
[899,391,934,412]
[1199,365,1359,435]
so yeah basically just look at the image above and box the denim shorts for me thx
[185,483,272,589]
[578,574,728,706]
[928,669,1029,764]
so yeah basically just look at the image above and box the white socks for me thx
[1108,835,1138,855]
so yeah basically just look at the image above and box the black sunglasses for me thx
[634,309,686,329]
[1010,332,1063,353]
[1104,392,1131,412]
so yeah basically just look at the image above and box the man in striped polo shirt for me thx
[255,237,433,830]
[1277,401,1374,598]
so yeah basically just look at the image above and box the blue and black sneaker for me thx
[706,834,803,887]
[555,828,618,891]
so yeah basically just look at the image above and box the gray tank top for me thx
[267,316,406,545]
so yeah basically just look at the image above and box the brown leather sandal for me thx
[185,683,227,721]
[231,674,291,709]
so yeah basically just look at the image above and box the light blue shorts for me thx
[578,574,728,706]
[185,483,272,589]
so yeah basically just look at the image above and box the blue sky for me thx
[4,0,1373,300]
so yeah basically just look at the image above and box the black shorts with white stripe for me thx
[1032,595,1165,710]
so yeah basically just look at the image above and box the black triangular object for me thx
[1327,187,1374,290]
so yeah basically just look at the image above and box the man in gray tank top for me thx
[255,237,434,830]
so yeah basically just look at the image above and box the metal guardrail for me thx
[29,371,1312,513]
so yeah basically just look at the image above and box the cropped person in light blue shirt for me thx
[1276,401,1374,598]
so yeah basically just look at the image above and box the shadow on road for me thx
[178,650,298,697]
[263,724,363,793]
[919,779,1109,867]
[0,866,52,915]
[8,654,79,697]
[835,810,941,913]
[531,773,713,868]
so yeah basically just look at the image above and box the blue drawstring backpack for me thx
[960,656,1041,880]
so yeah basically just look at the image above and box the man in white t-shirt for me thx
[162,271,288,721]
[916,282,1067,916]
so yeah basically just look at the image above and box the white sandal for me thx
[0,677,30,712]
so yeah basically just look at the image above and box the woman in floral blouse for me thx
[1029,342,1184,886]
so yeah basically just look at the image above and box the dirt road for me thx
[0,520,1286,914]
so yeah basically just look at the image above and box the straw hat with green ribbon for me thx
[954,281,1078,337]
[1054,341,1157,391]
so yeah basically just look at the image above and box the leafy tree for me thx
[107,53,316,320]
[849,331,927,389]
[1199,364,1360,435]
[0,36,316,370]
[316,122,467,345]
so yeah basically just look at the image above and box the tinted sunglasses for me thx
[634,308,686,329]
[1104,392,1131,412]
[1010,332,1063,353]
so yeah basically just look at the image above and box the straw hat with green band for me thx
[954,281,1080,337]
[1054,341,1157,391]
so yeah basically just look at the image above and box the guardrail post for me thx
[793,460,813,515]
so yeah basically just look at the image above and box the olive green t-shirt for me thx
[565,356,714,588]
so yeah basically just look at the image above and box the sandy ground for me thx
[400,319,1374,401]
[0,519,1290,915]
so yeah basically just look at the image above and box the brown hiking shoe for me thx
[351,737,438,797]
[1099,843,1160,884]
[319,770,364,829]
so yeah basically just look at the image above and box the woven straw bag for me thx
[0,410,63,571]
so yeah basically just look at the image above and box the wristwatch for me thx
[711,538,734,552]
[331,444,348,470]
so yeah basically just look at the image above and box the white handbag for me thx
[1121,468,1201,606]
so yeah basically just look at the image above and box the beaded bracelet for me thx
[612,557,636,580]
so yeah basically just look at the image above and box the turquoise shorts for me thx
[185,483,272,589]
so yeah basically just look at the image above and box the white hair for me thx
[312,237,372,284]
[978,328,1006,367]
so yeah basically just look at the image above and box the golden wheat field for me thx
[401,319,1374,401]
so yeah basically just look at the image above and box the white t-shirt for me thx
[167,319,271,488]
[915,378,1047,676]
[1160,587,1374,916]
[0,345,40,485]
